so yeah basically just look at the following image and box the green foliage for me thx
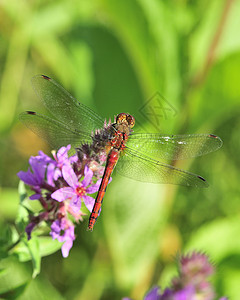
[0,0,239,299]
[0,281,29,300]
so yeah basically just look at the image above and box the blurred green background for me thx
[0,0,240,299]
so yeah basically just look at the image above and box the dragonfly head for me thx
[116,113,135,129]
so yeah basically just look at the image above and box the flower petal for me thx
[82,166,93,187]
[69,154,78,164]
[29,193,41,200]
[144,286,161,300]
[86,178,102,194]
[62,238,73,258]
[173,285,195,300]
[57,145,71,161]
[51,187,75,202]
[83,195,95,212]
[47,163,56,185]
[38,151,55,164]
[61,226,75,257]
[69,195,82,212]
[29,157,46,182]
[25,222,36,240]
[53,168,62,181]
[50,219,66,240]
[62,165,78,188]
[17,169,37,186]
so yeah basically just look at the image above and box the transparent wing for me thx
[116,148,209,187]
[31,75,104,134]
[127,133,223,161]
[19,111,92,150]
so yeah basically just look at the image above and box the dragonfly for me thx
[20,75,223,231]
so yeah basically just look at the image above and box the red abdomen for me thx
[88,149,119,231]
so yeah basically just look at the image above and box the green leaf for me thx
[38,236,62,257]
[0,281,29,300]
[15,237,41,278]
[186,217,240,261]
[26,237,41,278]
[15,236,62,277]
[0,221,22,258]
[14,236,62,262]
[16,181,29,225]
[18,181,28,204]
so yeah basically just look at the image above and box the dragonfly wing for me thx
[19,111,91,151]
[116,148,209,187]
[31,75,104,133]
[127,133,223,160]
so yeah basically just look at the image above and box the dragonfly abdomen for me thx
[88,149,119,231]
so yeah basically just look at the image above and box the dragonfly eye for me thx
[116,113,127,124]
[127,115,135,128]
[116,113,135,128]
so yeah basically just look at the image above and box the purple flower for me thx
[171,252,215,300]
[50,218,75,257]
[122,286,195,300]
[17,155,49,199]
[123,252,228,300]
[25,212,49,240]
[145,286,161,300]
[51,164,101,213]
[51,145,77,181]
[180,251,214,279]
[45,145,75,183]
[18,144,112,257]
[52,145,71,165]
[144,286,194,300]
[172,285,195,300]
[17,156,46,186]
[37,150,55,164]
[25,222,36,240]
